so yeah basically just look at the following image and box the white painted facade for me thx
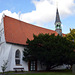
[0,16,27,72]
[0,16,68,72]
[0,16,45,72]
[0,17,29,72]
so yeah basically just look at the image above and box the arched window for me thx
[15,50,20,65]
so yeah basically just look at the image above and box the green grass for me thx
[0,70,74,75]
[8,72,74,75]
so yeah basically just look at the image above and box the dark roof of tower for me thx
[55,8,61,24]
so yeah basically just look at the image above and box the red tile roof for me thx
[3,15,64,45]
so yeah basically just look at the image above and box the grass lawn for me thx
[0,70,74,75]
[8,72,74,75]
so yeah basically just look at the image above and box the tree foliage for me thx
[66,29,75,42]
[23,33,75,70]
[1,60,8,74]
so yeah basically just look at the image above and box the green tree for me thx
[1,60,8,75]
[23,33,75,70]
[66,29,75,42]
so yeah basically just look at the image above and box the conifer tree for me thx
[23,33,75,70]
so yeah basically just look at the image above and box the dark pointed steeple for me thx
[55,8,62,36]
[55,8,61,24]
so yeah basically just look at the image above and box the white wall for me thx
[9,44,28,71]
[0,14,7,72]
[0,43,29,72]
[0,15,28,72]
[0,15,68,72]
[0,15,5,43]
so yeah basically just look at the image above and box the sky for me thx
[0,0,75,34]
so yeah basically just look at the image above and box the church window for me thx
[30,61,35,71]
[15,49,20,65]
[30,61,36,71]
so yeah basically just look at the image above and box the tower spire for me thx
[55,8,62,36]
[55,8,61,24]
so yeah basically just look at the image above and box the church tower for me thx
[55,8,62,36]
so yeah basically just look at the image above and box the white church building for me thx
[0,9,66,72]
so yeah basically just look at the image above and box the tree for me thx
[66,29,75,67]
[1,60,8,75]
[66,29,75,42]
[23,33,75,70]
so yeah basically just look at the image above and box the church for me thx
[0,8,66,72]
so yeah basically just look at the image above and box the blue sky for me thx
[0,0,35,13]
[0,0,75,34]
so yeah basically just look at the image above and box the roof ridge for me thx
[4,15,57,33]
[4,15,65,45]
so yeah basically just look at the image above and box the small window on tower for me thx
[56,24,59,29]
[57,24,59,27]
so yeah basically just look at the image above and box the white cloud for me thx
[0,0,75,26]
[20,0,75,25]
[21,0,56,25]
[0,10,19,22]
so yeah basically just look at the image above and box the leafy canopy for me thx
[23,33,75,70]
[66,29,75,42]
